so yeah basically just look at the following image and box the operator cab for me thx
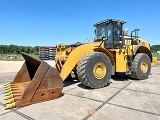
[94,19,126,48]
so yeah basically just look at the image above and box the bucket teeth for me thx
[4,83,11,86]
[4,85,18,91]
[5,87,11,90]
[5,89,12,93]
[4,85,10,88]
[5,84,16,87]
[5,91,13,96]
[4,84,9,87]
[4,84,10,87]
[4,94,14,100]
[4,87,11,90]
[4,88,11,91]
[5,102,16,109]
[4,83,10,86]
[5,88,19,91]
[5,98,15,104]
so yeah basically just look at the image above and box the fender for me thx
[60,42,101,80]
[94,47,115,75]
[94,47,115,66]
[133,45,152,62]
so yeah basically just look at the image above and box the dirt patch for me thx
[0,60,55,73]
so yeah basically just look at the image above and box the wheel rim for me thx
[140,61,148,73]
[93,62,107,80]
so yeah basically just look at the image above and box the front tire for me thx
[129,53,151,80]
[76,52,112,88]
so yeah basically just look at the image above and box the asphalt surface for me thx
[0,62,160,120]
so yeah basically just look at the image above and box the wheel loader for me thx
[4,19,157,109]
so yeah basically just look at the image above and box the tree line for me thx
[0,45,39,55]
[0,44,159,55]
[151,45,160,52]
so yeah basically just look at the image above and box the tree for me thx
[0,45,39,55]
[151,45,160,51]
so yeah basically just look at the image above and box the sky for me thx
[0,0,160,46]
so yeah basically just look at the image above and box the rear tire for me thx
[129,53,151,80]
[76,52,112,88]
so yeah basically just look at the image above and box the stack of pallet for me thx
[48,47,56,60]
[39,46,56,60]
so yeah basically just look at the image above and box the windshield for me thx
[95,24,109,40]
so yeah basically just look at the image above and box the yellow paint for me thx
[94,47,115,66]
[5,87,10,90]
[5,91,12,96]
[55,44,66,61]
[60,42,101,80]
[5,102,16,109]
[5,98,14,104]
[151,57,158,66]
[4,85,10,88]
[56,35,154,79]
[5,89,11,93]
[4,94,13,100]
[124,36,150,50]
[140,61,148,73]
[114,49,127,72]
[4,83,10,86]
[93,62,106,79]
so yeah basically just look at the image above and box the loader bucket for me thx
[151,57,158,66]
[4,52,63,109]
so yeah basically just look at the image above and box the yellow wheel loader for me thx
[4,19,157,109]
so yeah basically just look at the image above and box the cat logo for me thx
[125,39,132,45]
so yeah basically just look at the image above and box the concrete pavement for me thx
[0,62,160,120]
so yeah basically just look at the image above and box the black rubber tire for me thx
[129,53,151,80]
[76,52,112,88]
